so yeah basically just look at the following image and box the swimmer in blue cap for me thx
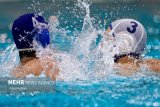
[11,13,59,80]
[104,18,160,75]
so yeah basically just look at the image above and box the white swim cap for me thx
[107,18,147,55]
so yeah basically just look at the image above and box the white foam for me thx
[0,0,153,81]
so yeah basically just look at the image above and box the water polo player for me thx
[11,13,59,80]
[104,18,160,75]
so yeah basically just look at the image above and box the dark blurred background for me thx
[0,0,160,57]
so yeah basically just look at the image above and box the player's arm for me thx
[143,59,160,72]
[11,59,43,78]
[11,66,29,78]
[115,62,139,76]
[40,57,60,81]
[45,65,60,81]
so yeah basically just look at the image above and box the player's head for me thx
[106,18,147,61]
[12,13,50,60]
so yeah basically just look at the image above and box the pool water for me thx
[0,0,160,107]
[0,75,160,107]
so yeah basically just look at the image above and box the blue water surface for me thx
[0,1,160,107]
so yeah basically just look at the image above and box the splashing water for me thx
[0,45,19,77]
[1,1,160,107]
[49,1,118,81]
[0,0,159,82]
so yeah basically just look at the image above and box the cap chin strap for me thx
[114,52,140,63]
[18,48,34,52]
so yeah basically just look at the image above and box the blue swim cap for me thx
[12,13,50,51]
[107,18,147,55]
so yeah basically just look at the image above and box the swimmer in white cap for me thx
[105,18,160,75]
[11,13,59,80]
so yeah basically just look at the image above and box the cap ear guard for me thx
[114,32,137,55]
[31,15,50,48]
[34,28,50,48]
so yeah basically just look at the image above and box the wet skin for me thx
[11,56,60,80]
[115,56,160,76]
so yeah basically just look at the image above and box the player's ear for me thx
[106,27,111,33]
[104,27,111,36]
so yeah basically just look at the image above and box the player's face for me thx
[103,27,116,42]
